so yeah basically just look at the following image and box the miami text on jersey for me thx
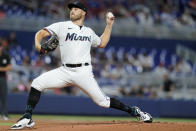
[65,33,91,42]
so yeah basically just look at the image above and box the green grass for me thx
[1,114,196,126]
[9,114,137,121]
[0,123,14,126]
[9,114,196,122]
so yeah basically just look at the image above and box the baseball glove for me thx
[40,32,59,54]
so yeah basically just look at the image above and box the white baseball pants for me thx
[31,65,110,108]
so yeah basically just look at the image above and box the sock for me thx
[24,87,41,118]
[110,97,138,116]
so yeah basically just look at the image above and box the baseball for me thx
[107,12,114,18]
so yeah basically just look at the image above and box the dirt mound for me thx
[1,120,196,131]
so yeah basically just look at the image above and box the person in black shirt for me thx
[0,45,12,120]
[162,73,174,99]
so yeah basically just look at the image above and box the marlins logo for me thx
[65,33,91,42]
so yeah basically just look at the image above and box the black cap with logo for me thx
[68,1,87,13]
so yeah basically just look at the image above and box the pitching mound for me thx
[1,120,196,131]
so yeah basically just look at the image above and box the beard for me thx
[70,13,82,21]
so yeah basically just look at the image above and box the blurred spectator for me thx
[34,56,44,67]
[113,1,130,18]
[119,86,128,96]
[174,57,192,74]
[137,85,145,97]
[160,5,176,27]
[130,52,143,73]
[101,64,112,79]
[22,55,31,67]
[0,38,8,50]
[7,32,18,50]
[146,88,157,99]
[99,51,107,62]
[111,53,118,63]
[182,9,195,27]
[0,45,12,120]
[139,51,154,72]
[153,63,168,79]
[129,86,138,97]
[0,8,6,20]
[130,53,141,67]
[123,52,131,64]
[48,1,65,19]
[189,0,196,9]
[136,10,153,26]
[162,73,174,99]
[110,64,126,80]
[125,85,148,98]
[14,80,28,93]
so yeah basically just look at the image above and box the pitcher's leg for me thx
[74,67,152,123]
[75,75,110,108]
[74,67,132,110]
[26,67,71,116]
[75,74,133,112]
[19,67,69,118]
[74,67,131,110]
[11,67,71,129]
[31,67,70,91]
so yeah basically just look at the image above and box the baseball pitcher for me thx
[11,1,152,129]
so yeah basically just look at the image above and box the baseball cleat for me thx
[132,106,153,123]
[1,115,9,121]
[10,117,35,130]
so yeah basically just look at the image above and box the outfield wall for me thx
[5,94,196,118]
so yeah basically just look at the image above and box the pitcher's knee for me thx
[31,78,43,91]
[96,97,110,108]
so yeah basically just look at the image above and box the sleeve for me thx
[44,22,60,36]
[91,30,101,47]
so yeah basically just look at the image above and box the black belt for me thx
[62,63,89,68]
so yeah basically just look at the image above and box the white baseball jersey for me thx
[31,20,110,108]
[45,21,101,64]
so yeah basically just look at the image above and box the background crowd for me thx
[0,31,195,100]
[0,0,195,100]
[0,0,196,28]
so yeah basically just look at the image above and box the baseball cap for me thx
[68,1,88,13]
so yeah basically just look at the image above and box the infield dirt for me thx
[1,120,196,131]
